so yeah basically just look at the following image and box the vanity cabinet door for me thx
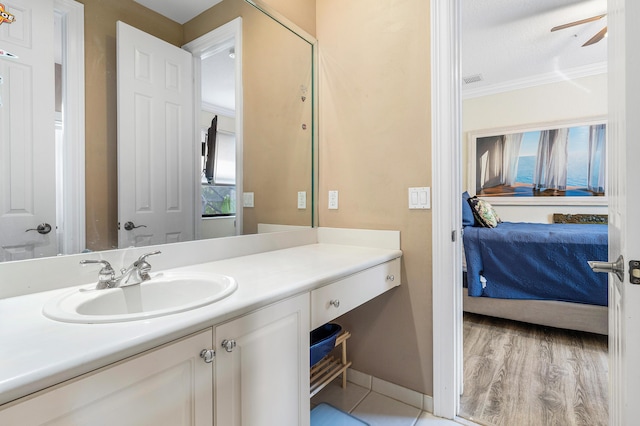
[215,293,310,426]
[0,329,213,425]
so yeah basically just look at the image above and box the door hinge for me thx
[451,230,456,242]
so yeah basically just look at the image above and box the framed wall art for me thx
[467,117,607,204]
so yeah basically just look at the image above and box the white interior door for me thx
[0,0,57,261]
[606,1,640,424]
[117,21,194,248]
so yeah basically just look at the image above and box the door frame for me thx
[431,0,462,419]
[182,18,244,238]
[54,0,85,254]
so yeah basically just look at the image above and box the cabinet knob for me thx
[386,275,395,282]
[329,299,340,308]
[221,339,237,353]
[200,349,215,363]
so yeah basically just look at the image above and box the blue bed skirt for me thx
[463,222,608,306]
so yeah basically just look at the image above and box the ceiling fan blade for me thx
[551,14,606,32]
[582,26,608,47]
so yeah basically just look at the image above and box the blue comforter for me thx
[463,222,608,306]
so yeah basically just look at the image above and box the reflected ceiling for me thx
[134,0,222,24]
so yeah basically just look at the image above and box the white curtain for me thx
[501,133,523,186]
[588,124,606,192]
[477,135,503,189]
[533,128,569,190]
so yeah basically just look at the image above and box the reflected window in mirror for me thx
[201,120,237,217]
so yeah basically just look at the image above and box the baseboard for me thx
[346,369,434,413]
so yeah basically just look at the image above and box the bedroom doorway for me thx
[430,0,610,423]
[457,1,609,424]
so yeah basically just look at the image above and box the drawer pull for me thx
[329,299,340,308]
[387,275,395,281]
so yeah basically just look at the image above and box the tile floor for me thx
[311,380,460,426]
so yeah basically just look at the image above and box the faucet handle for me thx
[80,259,116,289]
[134,250,161,280]
[136,250,161,264]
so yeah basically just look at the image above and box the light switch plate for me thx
[328,190,339,209]
[298,191,306,209]
[409,187,430,209]
[243,192,254,208]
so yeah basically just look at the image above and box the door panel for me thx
[117,21,194,248]
[607,1,640,424]
[0,0,56,260]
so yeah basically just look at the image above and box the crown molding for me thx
[462,62,607,99]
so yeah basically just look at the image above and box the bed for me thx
[461,195,609,334]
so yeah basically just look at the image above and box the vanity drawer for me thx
[311,258,401,329]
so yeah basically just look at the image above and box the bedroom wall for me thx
[317,0,433,395]
[462,73,608,223]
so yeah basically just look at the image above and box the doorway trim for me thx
[431,0,462,420]
[54,0,85,254]
[183,18,244,238]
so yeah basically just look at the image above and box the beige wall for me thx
[259,0,316,36]
[185,0,315,234]
[79,0,183,250]
[317,0,433,395]
[463,74,608,222]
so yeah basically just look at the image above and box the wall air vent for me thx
[462,74,483,84]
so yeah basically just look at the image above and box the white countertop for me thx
[0,243,401,406]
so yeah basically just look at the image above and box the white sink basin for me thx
[43,272,238,323]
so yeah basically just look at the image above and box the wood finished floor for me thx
[459,313,608,426]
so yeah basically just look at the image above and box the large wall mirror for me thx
[0,0,316,263]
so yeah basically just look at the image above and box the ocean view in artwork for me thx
[516,151,592,187]
[514,127,599,188]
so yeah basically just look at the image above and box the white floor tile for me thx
[414,411,461,425]
[372,377,423,409]
[311,380,370,413]
[350,392,421,426]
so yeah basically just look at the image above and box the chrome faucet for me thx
[79,259,116,289]
[116,251,161,287]
[80,251,161,289]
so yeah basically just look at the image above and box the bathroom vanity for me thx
[0,228,401,425]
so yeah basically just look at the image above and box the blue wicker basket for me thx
[310,323,342,367]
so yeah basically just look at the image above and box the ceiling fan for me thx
[551,13,607,47]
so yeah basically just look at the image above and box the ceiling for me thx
[462,0,607,97]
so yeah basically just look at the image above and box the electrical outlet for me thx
[328,190,339,209]
[243,192,254,208]
[298,191,306,209]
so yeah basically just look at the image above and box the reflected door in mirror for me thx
[116,21,195,248]
[0,0,58,261]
